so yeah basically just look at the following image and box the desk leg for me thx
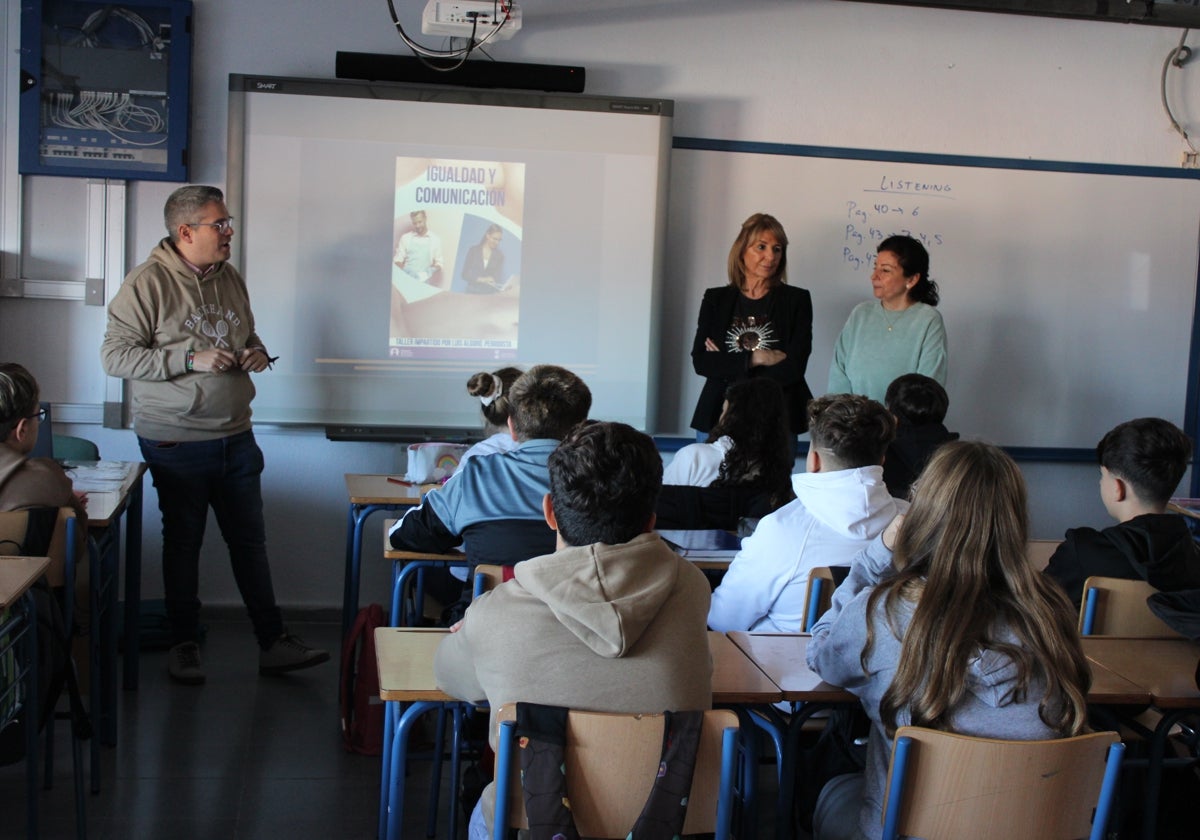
[1142,708,1193,840]
[379,701,396,840]
[344,503,393,641]
[385,700,441,840]
[88,540,104,789]
[778,702,840,840]
[122,477,143,691]
[102,522,121,747]
[390,561,436,627]
[729,706,760,840]
[343,505,361,641]
[22,590,40,838]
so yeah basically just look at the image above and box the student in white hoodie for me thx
[707,393,906,633]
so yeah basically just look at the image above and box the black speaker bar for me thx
[335,51,585,94]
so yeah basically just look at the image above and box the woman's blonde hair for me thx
[865,441,1090,737]
[726,213,788,290]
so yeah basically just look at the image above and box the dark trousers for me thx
[139,430,283,649]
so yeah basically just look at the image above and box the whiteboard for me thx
[657,143,1200,450]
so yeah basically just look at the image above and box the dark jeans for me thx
[139,430,283,649]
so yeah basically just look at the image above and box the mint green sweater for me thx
[827,301,947,403]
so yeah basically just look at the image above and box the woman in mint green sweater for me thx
[828,235,946,403]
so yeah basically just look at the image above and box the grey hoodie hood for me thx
[513,532,681,658]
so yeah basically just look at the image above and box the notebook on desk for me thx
[658,529,741,558]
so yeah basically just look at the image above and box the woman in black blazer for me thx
[689,213,814,437]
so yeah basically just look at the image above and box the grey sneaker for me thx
[259,633,330,675]
[168,641,205,685]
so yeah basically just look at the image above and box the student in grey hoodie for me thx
[434,421,713,840]
[807,441,1091,840]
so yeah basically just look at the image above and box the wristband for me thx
[186,349,195,372]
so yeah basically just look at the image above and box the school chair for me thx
[492,702,740,840]
[471,564,506,599]
[1,560,43,839]
[881,726,1123,840]
[51,436,100,463]
[0,508,89,837]
[1079,576,1182,637]
[1025,539,1061,571]
[421,564,506,840]
[802,566,850,632]
[1079,575,1197,840]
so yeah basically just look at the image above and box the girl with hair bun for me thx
[458,366,524,471]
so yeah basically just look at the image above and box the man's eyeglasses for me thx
[188,217,235,234]
[27,407,47,422]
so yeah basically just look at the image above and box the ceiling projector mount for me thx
[421,1,522,42]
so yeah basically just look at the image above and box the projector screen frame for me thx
[225,73,674,439]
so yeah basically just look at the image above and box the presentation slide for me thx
[389,157,525,360]
[227,75,672,434]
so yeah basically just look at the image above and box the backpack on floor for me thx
[340,603,385,755]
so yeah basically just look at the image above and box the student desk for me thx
[342,475,434,639]
[0,554,50,838]
[1082,636,1200,840]
[375,628,781,840]
[381,519,466,625]
[67,460,146,755]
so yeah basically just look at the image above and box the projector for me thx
[421,1,522,41]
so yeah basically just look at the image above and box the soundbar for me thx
[335,51,585,93]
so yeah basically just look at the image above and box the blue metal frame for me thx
[0,589,40,838]
[804,577,825,633]
[1081,587,1099,635]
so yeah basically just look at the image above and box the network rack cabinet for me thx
[19,0,192,181]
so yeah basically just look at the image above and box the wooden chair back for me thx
[0,507,79,588]
[493,703,739,838]
[882,726,1123,840]
[1025,539,1061,571]
[803,566,851,632]
[471,564,505,599]
[1079,575,1182,637]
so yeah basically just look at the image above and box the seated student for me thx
[433,421,713,840]
[1045,417,1200,606]
[388,364,591,583]
[417,366,527,607]
[0,363,89,623]
[456,366,523,473]
[807,442,1091,840]
[0,362,87,526]
[707,394,906,633]
[657,378,794,530]
[881,372,958,499]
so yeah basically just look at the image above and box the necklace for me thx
[880,302,907,331]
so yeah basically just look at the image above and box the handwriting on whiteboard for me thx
[841,176,954,271]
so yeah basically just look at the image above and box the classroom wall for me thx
[1,0,1194,610]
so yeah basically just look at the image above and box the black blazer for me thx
[688,283,814,434]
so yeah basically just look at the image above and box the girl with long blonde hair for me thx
[807,441,1090,840]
